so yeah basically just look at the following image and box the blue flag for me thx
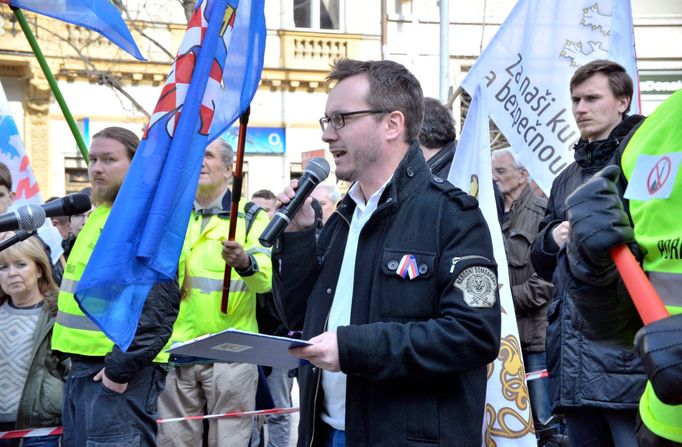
[74,0,266,350]
[4,0,144,60]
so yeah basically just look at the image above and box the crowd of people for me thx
[0,56,679,447]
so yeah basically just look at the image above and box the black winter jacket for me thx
[530,116,647,411]
[425,141,505,225]
[565,124,646,345]
[273,143,501,447]
[104,280,181,383]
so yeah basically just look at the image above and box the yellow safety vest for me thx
[52,206,114,356]
[621,89,682,442]
[156,203,272,363]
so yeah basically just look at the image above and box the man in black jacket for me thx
[563,89,682,446]
[530,60,646,446]
[273,59,501,447]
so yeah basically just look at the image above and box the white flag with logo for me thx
[461,0,638,194]
[448,83,536,446]
[0,81,63,262]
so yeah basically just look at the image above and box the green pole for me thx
[12,6,89,162]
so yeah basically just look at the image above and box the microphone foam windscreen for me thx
[17,204,46,231]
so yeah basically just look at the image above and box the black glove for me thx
[565,165,635,285]
[634,314,682,405]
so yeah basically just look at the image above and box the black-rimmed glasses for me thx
[319,110,388,132]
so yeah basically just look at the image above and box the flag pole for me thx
[221,107,250,313]
[11,6,89,162]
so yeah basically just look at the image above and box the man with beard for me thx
[52,127,180,447]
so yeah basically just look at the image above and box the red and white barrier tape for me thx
[1,371,547,439]
[157,406,300,424]
[0,407,299,439]
[526,368,549,382]
[0,427,63,440]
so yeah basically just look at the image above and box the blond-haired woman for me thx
[0,234,67,447]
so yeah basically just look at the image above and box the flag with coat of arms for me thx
[75,0,266,350]
[448,83,537,447]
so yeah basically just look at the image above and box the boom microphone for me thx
[43,193,92,219]
[259,157,330,247]
[0,193,92,234]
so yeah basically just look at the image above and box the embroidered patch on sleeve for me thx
[454,266,497,308]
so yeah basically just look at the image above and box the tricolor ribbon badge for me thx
[396,254,419,280]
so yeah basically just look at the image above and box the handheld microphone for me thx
[0,193,92,234]
[0,204,46,232]
[259,157,330,247]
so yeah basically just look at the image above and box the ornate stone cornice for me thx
[0,10,373,93]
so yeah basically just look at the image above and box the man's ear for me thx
[519,168,529,185]
[384,111,405,141]
[618,96,630,115]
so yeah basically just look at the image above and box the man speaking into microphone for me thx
[272,59,501,447]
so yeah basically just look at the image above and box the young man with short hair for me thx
[531,60,646,446]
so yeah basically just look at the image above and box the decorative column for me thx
[23,69,53,196]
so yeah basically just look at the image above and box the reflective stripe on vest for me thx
[60,278,77,294]
[621,90,682,442]
[56,310,100,331]
[52,206,115,356]
[247,247,271,257]
[649,272,682,311]
[187,276,249,294]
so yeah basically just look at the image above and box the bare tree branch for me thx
[36,22,151,118]
[97,73,151,119]
[176,0,197,22]
[111,0,174,60]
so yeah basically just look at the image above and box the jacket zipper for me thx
[450,255,492,273]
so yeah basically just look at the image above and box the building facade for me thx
[0,0,679,198]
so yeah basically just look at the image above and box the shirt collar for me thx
[194,188,229,212]
[348,178,390,215]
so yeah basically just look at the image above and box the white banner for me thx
[461,0,639,194]
[448,83,536,446]
[0,81,63,262]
